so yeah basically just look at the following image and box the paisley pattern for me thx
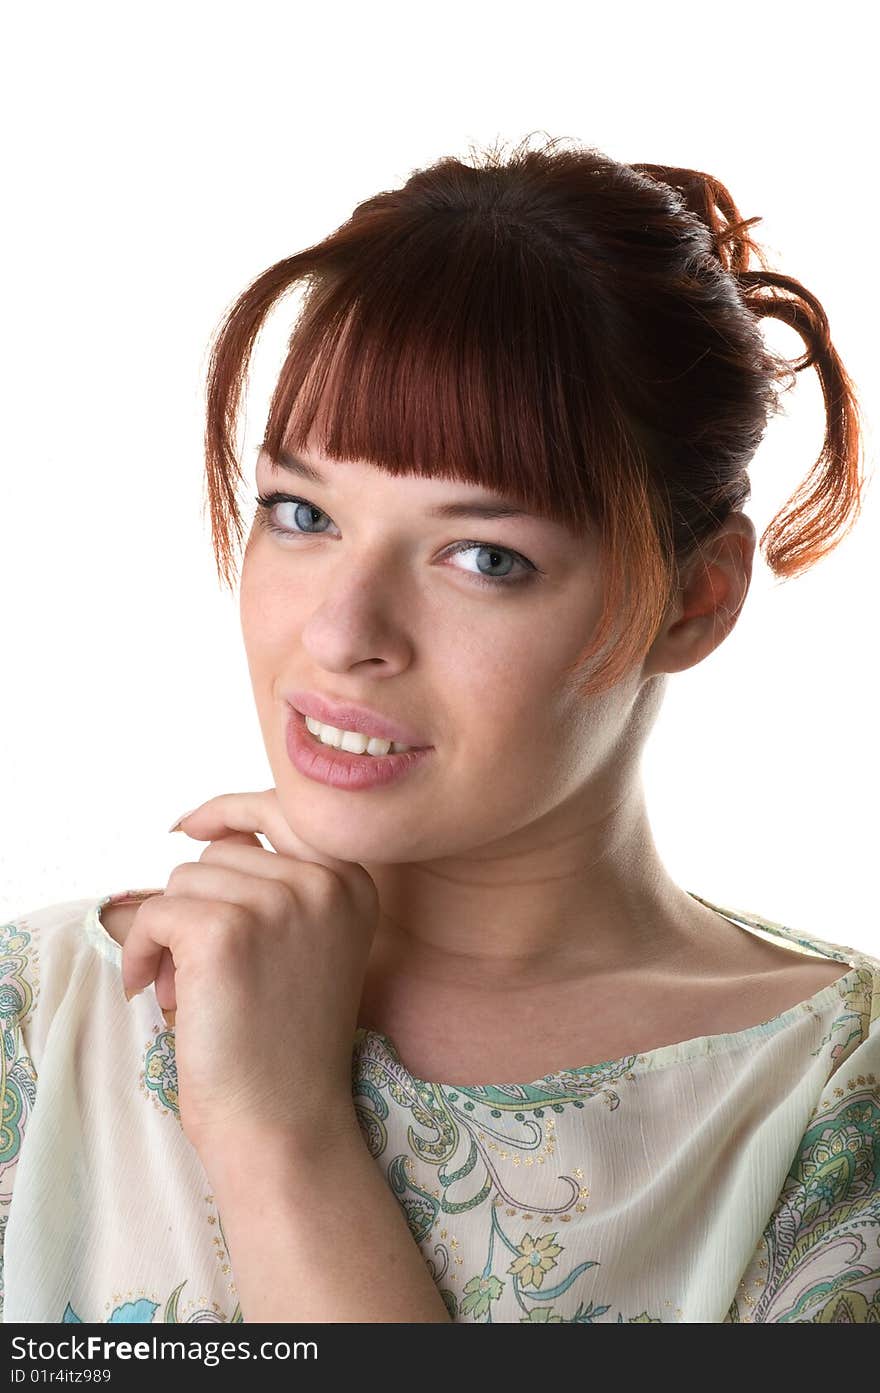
[0,890,877,1322]
[144,1028,181,1118]
[0,920,38,1321]
[723,965,880,1322]
[62,1282,244,1325]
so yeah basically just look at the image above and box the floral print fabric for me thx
[1,889,877,1323]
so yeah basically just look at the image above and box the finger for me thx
[180,848,378,950]
[172,788,357,876]
[195,837,341,892]
[161,862,296,933]
[202,831,264,850]
[121,870,286,999]
[154,946,176,1014]
[121,898,176,1001]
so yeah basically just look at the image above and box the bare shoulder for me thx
[772,953,855,995]
[735,952,854,1026]
[665,913,856,1041]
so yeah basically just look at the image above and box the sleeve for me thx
[727,963,880,1323]
[0,917,40,1323]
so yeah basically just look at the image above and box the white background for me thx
[2,2,877,954]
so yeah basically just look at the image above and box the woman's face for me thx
[239,440,644,865]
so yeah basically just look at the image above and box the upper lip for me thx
[285,690,433,748]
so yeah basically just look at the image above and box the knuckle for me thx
[303,860,344,902]
[266,879,296,918]
[165,863,192,891]
[210,901,248,936]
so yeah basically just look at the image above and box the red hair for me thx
[203,133,868,696]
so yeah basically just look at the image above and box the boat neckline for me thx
[83,887,867,1091]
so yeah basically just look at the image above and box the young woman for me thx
[2,135,877,1325]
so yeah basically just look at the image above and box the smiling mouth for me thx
[300,712,422,758]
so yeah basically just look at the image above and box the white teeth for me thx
[304,715,412,756]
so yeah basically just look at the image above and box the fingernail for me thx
[162,1008,176,1028]
[168,806,199,833]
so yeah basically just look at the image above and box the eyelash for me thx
[252,492,541,590]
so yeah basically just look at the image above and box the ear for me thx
[643,511,757,678]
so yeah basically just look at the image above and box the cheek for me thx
[239,560,301,649]
[443,632,611,797]
[445,616,589,742]
[449,664,590,784]
[438,698,596,842]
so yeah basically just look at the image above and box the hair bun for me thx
[630,162,772,278]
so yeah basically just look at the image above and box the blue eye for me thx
[255,492,332,536]
[253,492,541,591]
[444,539,534,585]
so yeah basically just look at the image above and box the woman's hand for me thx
[120,787,379,1160]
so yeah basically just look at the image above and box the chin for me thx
[269,793,407,860]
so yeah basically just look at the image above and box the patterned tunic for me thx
[1,889,878,1323]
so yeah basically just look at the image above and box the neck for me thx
[361,783,722,993]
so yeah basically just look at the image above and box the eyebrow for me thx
[271,450,533,520]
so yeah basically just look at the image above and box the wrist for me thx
[193,1110,367,1193]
